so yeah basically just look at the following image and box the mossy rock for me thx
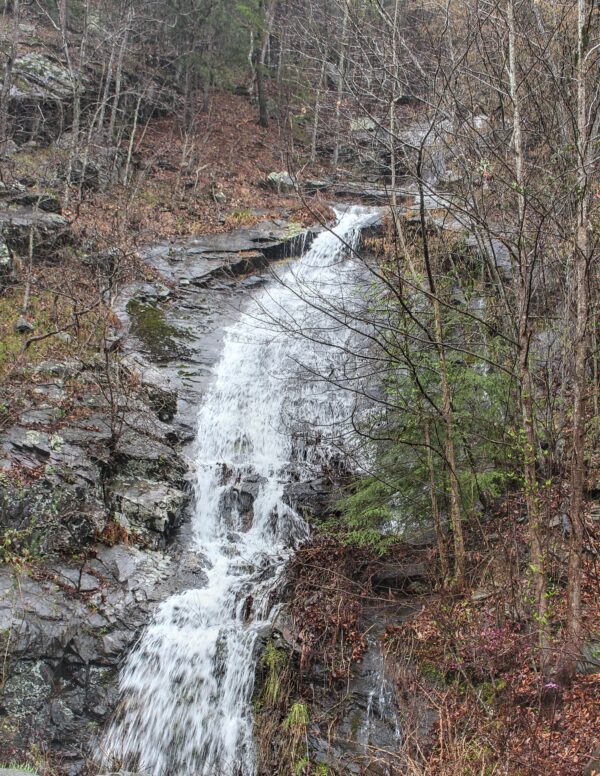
[126,300,191,362]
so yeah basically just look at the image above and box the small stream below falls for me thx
[100,207,381,776]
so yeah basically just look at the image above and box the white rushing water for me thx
[100,206,379,776]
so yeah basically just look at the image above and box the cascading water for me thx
[100,206,379,776]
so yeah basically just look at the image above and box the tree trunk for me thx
[255,48,269,128]
[108,18,131,140]
[425,419,449,582]
[310,56,327,163]
[418,152,465,585]
[332,2,349,169]
[565,0,591,678]
[0,0,19,145]
[507,0,549,667]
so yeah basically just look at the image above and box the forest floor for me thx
[257,495,600,776]
[70,92,332,250]
[0,91,332,392]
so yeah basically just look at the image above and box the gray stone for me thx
[0,236,13,283]
[472,588,495,602]
[0,206,71,259]
[0,189,62,214]
[60,157,100,191]
[32,358,82,378]
[240,274,266,288]
[14,315,34,333]
[12,53,75,102]
[18,406,62,426]
[350,116,378,133]
[95,545,141,583]
[437,169,464,189]
[303,179,330,194]
[111,477,189,534]
[0,138,18,156]
[578,640,600,675]
[54,567,100,593]
[133,282,172,303]
[584,748,600,776]
[82,246,121,272]
[121,354,179,422]
[370,561,428,593]
[266,171,295,193]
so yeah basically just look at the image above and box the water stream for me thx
[100,206,379,776]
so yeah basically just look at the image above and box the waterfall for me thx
[100,206,379,776]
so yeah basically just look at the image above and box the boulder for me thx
[283,477,330,516]
[0,138,18,156]
[266,171,295,193]
[0,189,62,214]
[584,747,600,776]
[0,206,71,259]
[13,316,34,333]
[0,237,14,285]
[578,640,600,675]
[60,157,100,191]
[82,245,122,272]
[133,281,172,303]
[370,561,428,594]
[437,169,464,190]
[7,53,77,143]
[303,179,330,194]
[350,116,378,133]
[11,53,74,102]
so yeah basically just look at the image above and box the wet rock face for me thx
[142,219,322,289]
[259,605,424,776]
[0,356,195,769]
[0,544,192,772]
[110,476,189,535]
[283,477,330,517]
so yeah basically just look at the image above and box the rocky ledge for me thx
[0,217,325,772]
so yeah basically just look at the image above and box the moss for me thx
[419,660,449,685]
[348,708,361,747]
[0,763,38,773]
[284,221,305,238]
[126,299,191,361]
[224,209,256,228]
[0,289,88,379]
